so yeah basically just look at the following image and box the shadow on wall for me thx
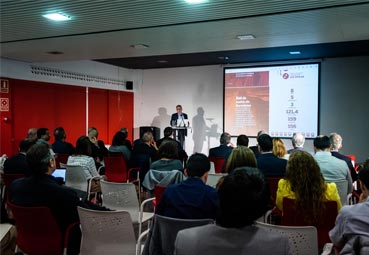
[151,107,171,137]
[192,106,221,154]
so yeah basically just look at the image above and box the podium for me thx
[172,126,191,148]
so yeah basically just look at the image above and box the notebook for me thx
[52,168,66,182]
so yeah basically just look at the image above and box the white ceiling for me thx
[1,0,369,68]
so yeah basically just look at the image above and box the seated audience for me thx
[287,132,305,154]
[3,138,34,176]
[150,140,183,172]
[52,127,75,155]
[36,127,50,146]
[249,130,267,158]
[224,146,257,174]
[329,166,369,250]
[236,134,249,147]
[175,168,290,255]
[119,127,133,151]
[257,134,287,176]
[88,127,109,167]
[67,136,103,192]
[276,151,342,220]
[156,153,218,219]
[156,126,187,162]
[208,132,233,159]
[314,135,353,194]
[273,138,289,160]
[330,132,358,181]
[109,131,132,161]
[8,143,109,254]
[27,127,38,142]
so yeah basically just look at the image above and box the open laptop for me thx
[176,119,189,127]
[52,168,66,182]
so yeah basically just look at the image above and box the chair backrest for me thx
[77,207,136,255]
[1,173,25,201]
[206,173,227,188]
[55,153,70,168]
[282,197,337,249]
[333,180,349,206]
[63,164,89,192]
[208,156,225,173]
[7,202,65,255]
[143,214,214,255]
[100,180,140,222]
[103,155,128,183]
[256,221,318,255]
[266,176,283,204]
[154,185,167,206]
[142,169,184,191]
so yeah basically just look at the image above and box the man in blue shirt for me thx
[156,153,218,219]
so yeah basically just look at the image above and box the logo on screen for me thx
[282,73,289,79]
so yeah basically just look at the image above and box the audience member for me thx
[150,140,183,172]
[8,143,81,254]
[314,135,353,194]
[249,130,267,158]
[67,136,103,192]
[175,168,290,255]
[276,151,342,223]
[209,132,233,159]
[329,166,369,250]
[8,143,109,254]
[36,127,50,145]
[88,127,109,166]
[330,132,358,181]
[27,127,38,142]
[156,126,187,161]
[236,134,249,147]
[119,127,133,151]
[156,153,218,219]
[257,134,287,176]
[52,127,75,155]
[273,138,289,160]
[287,132,305,154]
[3,138,34,176]
[224,146,257,174]
[109,131,131,161]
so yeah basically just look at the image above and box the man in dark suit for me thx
[170,105,188,147]
[208,132,233,158]
[3,138,34,176]
[257,134,287,176]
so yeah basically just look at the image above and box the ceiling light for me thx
[184,0,208,4]
[237,34,256,40]
[289,51,301,55]
[43,13,71,21]
[218,56,229,60]
[157,60,168,64]
[130,44,149,49]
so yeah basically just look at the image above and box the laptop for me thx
[52,168,66,182]
[176,118,189,127]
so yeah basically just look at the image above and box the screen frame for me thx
[223,62,321,139]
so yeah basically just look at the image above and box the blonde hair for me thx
[272,138,287,158]
[225,146,257,173]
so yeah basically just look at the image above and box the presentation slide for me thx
[224,63,319,138]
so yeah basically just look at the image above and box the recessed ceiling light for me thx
[184,0,208,4]
[43,13,71,21]
[157,60,168,64]
[289,51,301,55]
[218,56,229,60]
[130,44,149,49]
[237,34,256,40]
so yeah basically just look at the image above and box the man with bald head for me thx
[287,132,305,154]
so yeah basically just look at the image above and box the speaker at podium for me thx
[139,126,160,141]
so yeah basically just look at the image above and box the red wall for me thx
[0,78,133,157]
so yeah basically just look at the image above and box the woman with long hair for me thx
[272,138,289,160]
[224,146,257,174]
[276,150,342,223]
